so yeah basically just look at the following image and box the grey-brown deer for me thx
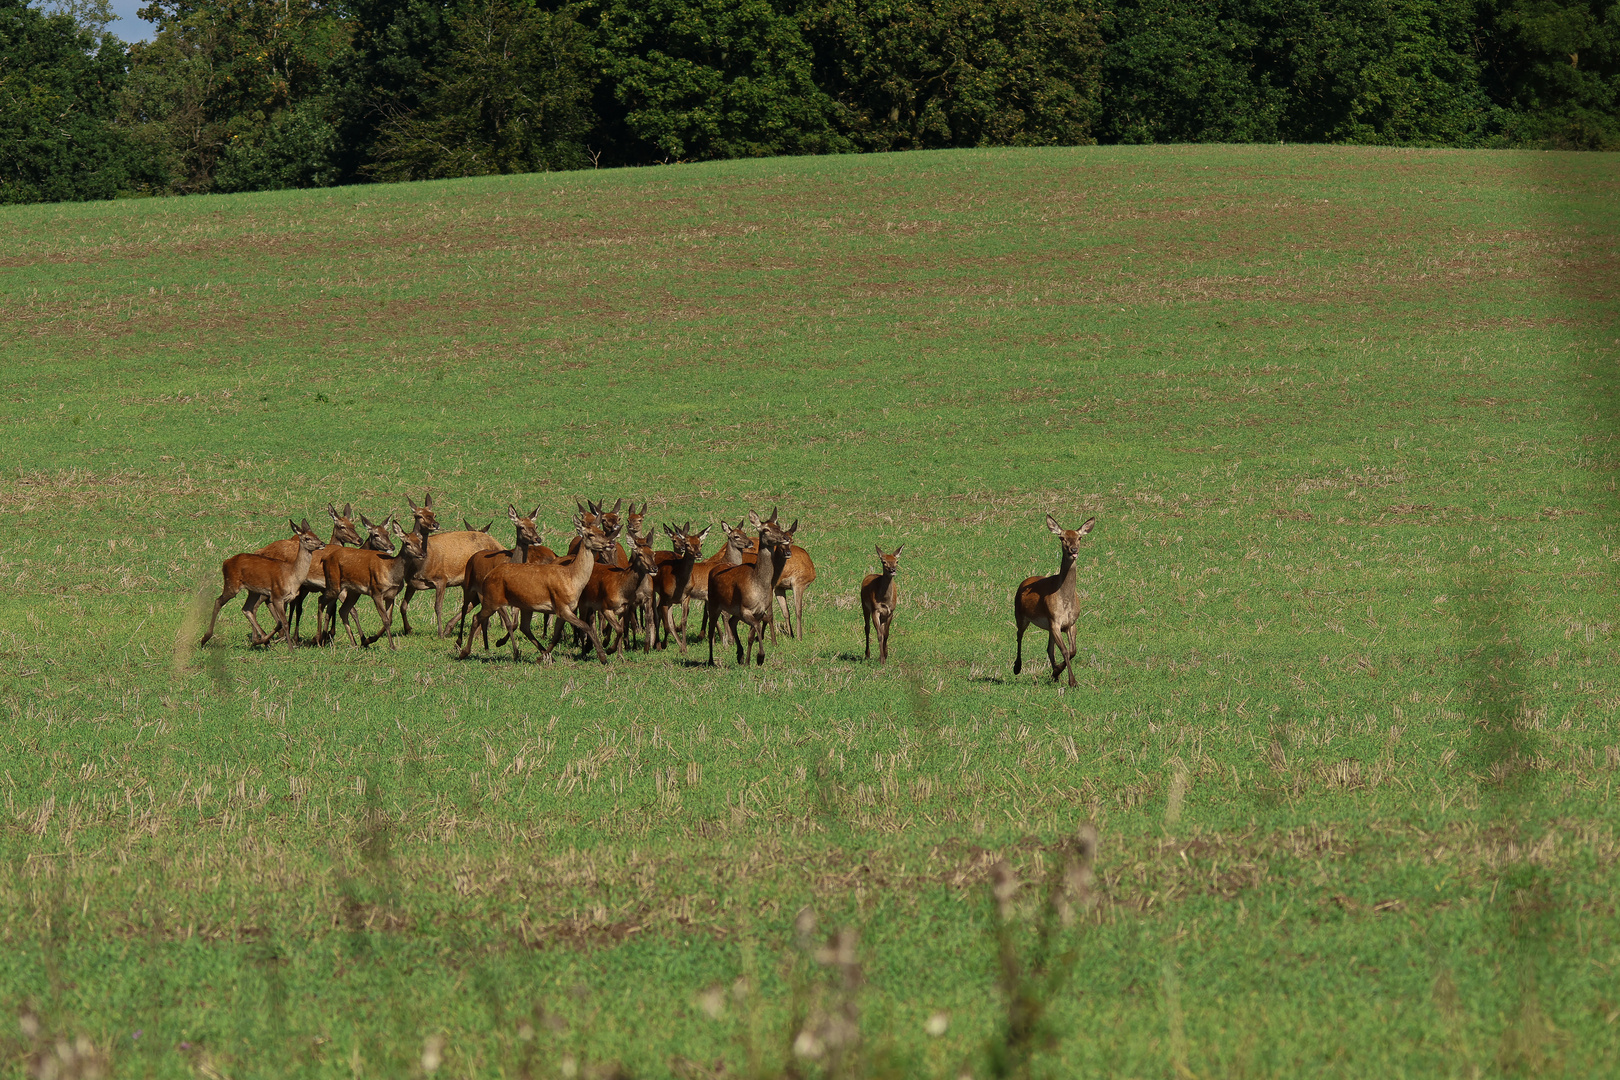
[200,519,325,649]
[860,545,902,663]
[1013,515,1095,686]
[704,511,796,666]
[397,492,501,636]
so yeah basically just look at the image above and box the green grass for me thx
[1,144,1618,1078]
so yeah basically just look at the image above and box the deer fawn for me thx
[314,513,398,644]
[861,546,902,663]
[200,519,325,648]
[705,511,796,666]
[455,504,545,650]
[258,503,363,643]
[1013,516,1095,686]
[397,492,501,636]
[462,519,613,664]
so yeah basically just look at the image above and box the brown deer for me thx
[710,515,816,640]
[681,520,746,637]
[860,545,903,663]
[565,499,628,568]
[257,503,363,643]
[322,520,431,650]
[704,511,796,667]
[1013,516,1096,686]
[314,513,398,644]
[462,519,613,664]
[397,492,501,636]
[650,522,708,655]
[199,519,325,648]
[454,504,547,650]
[572,536,657,656]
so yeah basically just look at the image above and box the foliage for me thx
[590,0,847,161]
[1485,0,1620,148]
[120,0,349,194]
[0,0,151,204]
[369,0,598,181]
[799,0,1103,150]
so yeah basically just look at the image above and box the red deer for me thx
[199,520,325,648]
[397,492,502,636]
[455,503,546,650]
[860,546,902,663]
[572,537,657,656]
[650,522,708,655]
[258,503,363,643]
[1013,516,1096,686]
[566,498,628,567]
[704,511,796,666]
[314,514,398,644]
[462,520,614,664]
[321,520,431,650]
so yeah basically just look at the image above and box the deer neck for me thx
[289,542,317,586]
[566,543,597,595]
[751,533,787,596]
[511,530,534,564]
[1055,549,1078,599]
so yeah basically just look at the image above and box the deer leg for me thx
[555,607,608,664]
[705,603,717,666]
[795,584,806,640]
[454,589,473,648]
[1047,629,1067,682]
[199,585,238,646]
[361,591,394,648]
[878,611,889,664]
[242,594,274,645]
[519,610,551,659]
[432,583,451,637]
[864,607,872,659]
[1065,625,1079,687]
[336,592,361,645]
[602,611,626,657]
[1013,617,1028,676]
[457,606,486,660]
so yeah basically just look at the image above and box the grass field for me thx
[1,144,1618,1079]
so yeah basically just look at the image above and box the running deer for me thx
[1013,516,1096,686]
[455,503,545,650]
[573,537,657,656]
[258,503,363,642]
[397,492,501,636]
[651,522,708,654]
[462,519,613,664]
[314,513,398,644]
[322,520,431,650]
[860,545,903,663]
[200,519,325,648]
[704,511,796,667]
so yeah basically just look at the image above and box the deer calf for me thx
[860,546,902,663]
[1013,515,1095,686]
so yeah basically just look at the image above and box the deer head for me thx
[508,504,542,549]
[359,514,396,553]
[875,545,902,575]
[327,503,363,547]
[1046,515,1096,558]
[406,493,439,535]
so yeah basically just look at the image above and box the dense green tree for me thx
[801,0,1103,150]
[121,0,349,193]
[369,0,597,179]
[589,0,847,161]
[0,0,150,203]
[1485,0,1619,147]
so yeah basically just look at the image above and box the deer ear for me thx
[747,510,763,529]
[1047,514,1064,536]
[424,492,433,508]
[696,526,710,541]
[611,498,622,512]
[530,505,541,522]
[407,495,419,510]
[893,544,903,557]
[508,505,520,523]
[1076,517,1096,537]
[328,503,340,521]
[360,514,373,528]
[343,502,353,519]
[788,519,798,535]
[876,544,884,558]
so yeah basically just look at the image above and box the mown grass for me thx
[0,144,1617,1078]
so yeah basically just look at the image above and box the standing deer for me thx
[200,519,325,648]
[1013,516,1096,686]
[681,519,747,639]
[566,499,628,568]
[321,520,431,650]
[462,519,613,665]
[860,546,903,663]
[314,513,398,644]
[258,503,363,643]
[650,522,708,655]
[397,492,501,636]
[455,503,546,650]
[704,511,796,667]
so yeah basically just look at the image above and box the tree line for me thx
[3,0,1615,204]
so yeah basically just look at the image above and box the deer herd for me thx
[198,493,1097,682]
